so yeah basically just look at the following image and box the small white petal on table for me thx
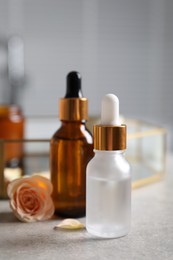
[54,219,85,230]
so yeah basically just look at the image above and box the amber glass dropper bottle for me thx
[50,71,93,218]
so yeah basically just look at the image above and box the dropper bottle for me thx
[86,94,131,238]
[50,71,93,218]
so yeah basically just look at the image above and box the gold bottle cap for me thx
[94,124,126,150]
[59,97,88,121]
[94,94,127,150]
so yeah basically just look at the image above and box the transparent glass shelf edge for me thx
[0,117,167,198]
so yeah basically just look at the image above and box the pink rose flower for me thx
[7,175,55,222]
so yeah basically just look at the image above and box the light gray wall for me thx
[0,0,173,145]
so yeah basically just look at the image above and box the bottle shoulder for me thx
[51,124,93,143]
[87,153,131,180]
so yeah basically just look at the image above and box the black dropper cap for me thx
[65,71,83,98]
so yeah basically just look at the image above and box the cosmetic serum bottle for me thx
[86,94,131,238]
[51,71,93,218]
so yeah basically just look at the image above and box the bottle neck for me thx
[61,120,86,129]
[94,150,125,156]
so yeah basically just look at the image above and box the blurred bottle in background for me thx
[0,105,24,168]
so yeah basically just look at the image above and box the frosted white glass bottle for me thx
[86,94,131,238]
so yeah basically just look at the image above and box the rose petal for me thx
[30,175,53,195]
[54,219,85,230]
[7,175,53,198]
[41,194,55,221]
[7,177,28,198]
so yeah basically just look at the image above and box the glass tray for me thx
[0,117,166,198]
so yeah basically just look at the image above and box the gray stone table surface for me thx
[0,156,173,260]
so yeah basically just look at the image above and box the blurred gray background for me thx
[0,0,173,146]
